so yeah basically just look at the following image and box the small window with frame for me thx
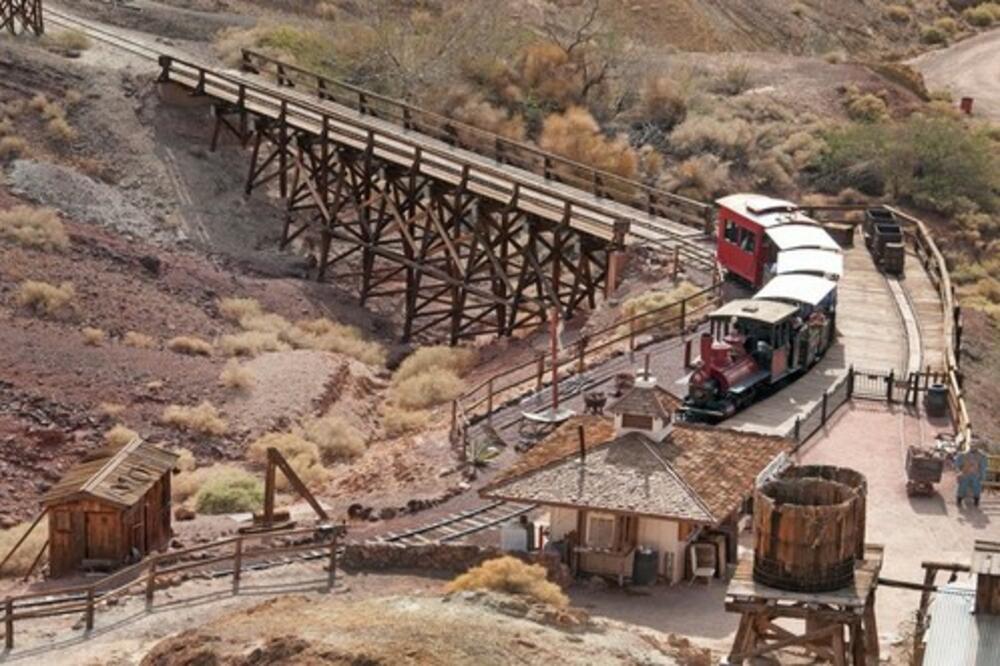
[586,513,616,551]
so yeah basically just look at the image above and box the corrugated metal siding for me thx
[923,581,1000,666]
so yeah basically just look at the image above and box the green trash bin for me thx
[632,547,658,585]
[925,384,948,418]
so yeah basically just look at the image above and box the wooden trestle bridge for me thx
[0,0,42,35]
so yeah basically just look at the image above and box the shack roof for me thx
[716,194,813,229]
[608,384,683,420]
[775,249,844,279]
[765,224,841,251]
[41,438,179,509]
[481,417,789,525]
[711,298,797,325]
[922,579,1000,666]
[755,274,837,307]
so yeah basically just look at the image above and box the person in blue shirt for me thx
[955,446,988,508]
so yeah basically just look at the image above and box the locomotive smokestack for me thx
[700,332,713,364]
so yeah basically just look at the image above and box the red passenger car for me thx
[715,194,840,289]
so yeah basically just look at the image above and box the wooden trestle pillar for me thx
[0,0,42,35]
[241,113,621,343]
[725,545,883,666]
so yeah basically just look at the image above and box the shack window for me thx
[724,220,739,244]
[621,413,654,430]
[587,513,616,550]
[739,229,756,253]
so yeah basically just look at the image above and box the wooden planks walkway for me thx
[901,250,947,372]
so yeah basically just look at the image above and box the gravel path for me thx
[910,27,1000,120]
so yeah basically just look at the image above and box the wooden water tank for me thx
[753,478,863,592]
[780,465,867,559]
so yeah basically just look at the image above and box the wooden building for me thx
[482,376,790,584]
[41,438,178,577]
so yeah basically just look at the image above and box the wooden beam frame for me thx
[0,0,43,36]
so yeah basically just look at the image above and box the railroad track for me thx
[378,501,537,546]
[45,7,162,61]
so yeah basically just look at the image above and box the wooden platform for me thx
[901,249,947,372]
[726,544,885,610]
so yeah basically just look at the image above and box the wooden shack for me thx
[41,438,178,577]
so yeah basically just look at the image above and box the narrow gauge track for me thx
[379,501,537,546]
[45,7,162,61]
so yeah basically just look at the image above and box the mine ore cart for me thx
[864,208,905,275]
[905,445,944,497]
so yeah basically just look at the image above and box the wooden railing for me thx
[0,524,343,650]
[240,49,715,234]
[451,279,723,438]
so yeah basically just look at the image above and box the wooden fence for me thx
[0,524,343,650]
[450,279,723,439]
[239,49,714,235]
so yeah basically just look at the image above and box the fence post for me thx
[672,247,680,281]
[847,365,854,399]
[535,354,544,392]
[326,533,338,591]
[887,369,895,403]
[794,417,801,442]
[577,339,587,375]
[486,378,495,425]
[684,338,692,369]
[450,400,458,440]
[232,537,243,594]
[5,598,13,650]
[679,298,687,334]
[145,557,157,609]
[84,588,94,633]
[821,392,829,424]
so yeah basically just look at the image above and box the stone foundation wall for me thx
[341,542,572,587]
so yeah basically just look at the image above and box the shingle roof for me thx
[41,438,179,508]
[608,385,682,421]
[922,580,1000,666]
[482,417,789,524]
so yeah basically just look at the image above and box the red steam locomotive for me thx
[681,195,842,421]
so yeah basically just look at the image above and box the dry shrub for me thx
[219,359,255,391]
[283,318,384,365]
[620,281,707,336]
[239,312,292,335]
[161,402,227,436]
[934,17,959,35]
[846,94,889,123]
[921,24,948,44]
[640,76,688,129]
[885,5,910,23]
[0,135,27,161]
[750,154,795,191]
[220,331,288,357]
[174,465,263,514]
[446,556,568,608]
[0,206,69,250]
[514,41,582,108]
[173,447,197,473]
[441,87,526,141]
[43,30,91,51]
[247,432,328,490]
[665,155,731,200]
[964,4,1000,27]
[382,406,430,437]
[16,280,74,315]
[105,424,138,448]
[98,402,126,418]
[394,346,477,384]
[0,522,48,578]
[218,297,263,322]
[167,335,214,357]
[539,106,638,179]
[712,63,752,96]
[82,326,105,346]
[777,131,825,170]
[390,370,465,411]
[123,331,156,349]
[670,116,755,162]
[300,415,365,462]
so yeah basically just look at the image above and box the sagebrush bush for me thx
[621,281,707,335]
[219,359,255,391]
[934,17,959,35]
[920,25,948,44]
[390,370,465,410]
[665,155,731,200]
[123,331,156,349]
[382,406,431,437]
[0,135,27,161]
[670,116,755,162]
[394,346,477,384]
[539,106,640,179]
[97,402,126,418]
[82,326,105,346]
[640,76,688,129]
[964,4,1000,27]
[0,522,48,578]
[300,415,365,462]
[712,63,752,96]
[440,87,526,141]
[167,335,213,357]
[283,318,385,365]
[220,331,288,357]
[247,432,328,490]
[173,447,197,473]
[43,30,91,51]
[846,94,889,123]
[104,424,138,448]
[446,556,568,607]
[218,296,263,322]
[0,206,69,250]
[16,280,74,314]
[193,467,264,514]
[161,402,227,436]
[885,5,910,23]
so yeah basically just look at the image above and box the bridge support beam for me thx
[0,0,43,36]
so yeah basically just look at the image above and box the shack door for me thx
[85,511,119,561]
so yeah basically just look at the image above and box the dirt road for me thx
[910,28,1000,120]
